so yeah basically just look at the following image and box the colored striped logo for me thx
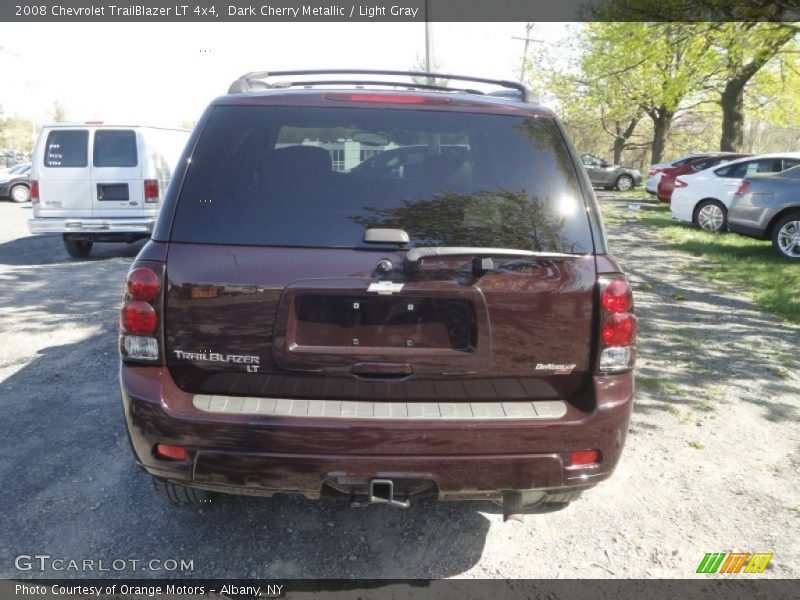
[696,552,773,574]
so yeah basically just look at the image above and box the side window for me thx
[93,130,138,167]
[581,154,592,166]
[748,159,782,175]
[716,161,752,179]
[44,130,89,168]
[782,158,800,171]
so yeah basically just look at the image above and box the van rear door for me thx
[38,129,92,216]
[91,129,144,218]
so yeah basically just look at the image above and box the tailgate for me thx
[164,244,596,402]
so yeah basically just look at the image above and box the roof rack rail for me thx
[227,69,534,103]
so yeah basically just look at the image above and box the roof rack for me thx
[227,69,534,103]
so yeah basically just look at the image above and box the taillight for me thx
[602,314,637,347]
[30,180,39,203]
[674,177,688,188]
[601,279,632,313]
[736,181,750,196]
[324,92,451,105]
[144,179,159,203]
[598,277,636,373]
[120,264,162,362]
[121,300,157,335]
[127,267,159,301]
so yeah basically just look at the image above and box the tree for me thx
[50,101,68,123]
[553,23,715,164]
[706,23,797,151]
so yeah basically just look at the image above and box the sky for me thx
[0,22,572,129]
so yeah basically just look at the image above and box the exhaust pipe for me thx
[351,479,410,509]
[502,490,547,522]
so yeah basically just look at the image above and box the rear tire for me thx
[152,477,212,506]
[771,212,800,260]
[10,184,30,203]
[694,200,727,233]
[63,238,93,258]
[615,175,634,191]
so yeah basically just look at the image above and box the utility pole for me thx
[424,0,433,83]
[512,23,543,83]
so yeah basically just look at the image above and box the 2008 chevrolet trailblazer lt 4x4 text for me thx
[119,70,636,520]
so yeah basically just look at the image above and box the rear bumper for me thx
[120,365,634,500]
[28,217,155,235]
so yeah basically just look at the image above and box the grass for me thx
[687,440,705,450]
[611,205,800,324]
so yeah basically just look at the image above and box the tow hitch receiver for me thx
[350,479,411,509]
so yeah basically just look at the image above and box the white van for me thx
[28,124,190,257]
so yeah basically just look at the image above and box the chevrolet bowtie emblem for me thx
[367,281,404,295]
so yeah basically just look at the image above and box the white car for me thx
[645,153,716,194]
[670,152,800,232]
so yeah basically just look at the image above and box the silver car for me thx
[728,165,800,260]
[580,154,642,191]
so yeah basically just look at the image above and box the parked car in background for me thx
[656,153,750,203]
[646,152,718,194]
[0,162,32,203]
[120,70,637,518]
[27,123,190,258]
[670,153,800,233]
[580,154,642,191]
[728,165,800,260]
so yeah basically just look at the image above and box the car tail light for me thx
[674,177,688,188]
[324,92,451,105]
[602,314,637,346]
[570,450,600,466]
[121,300,157,335]
[736,181,750,196]
[120,263,163,362]
[30,180,39,204]
[598,277,636,373]
[155,444,187,461]
[144,179,159,203]
[127,267,159,301]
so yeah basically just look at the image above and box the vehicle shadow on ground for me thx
[0,233,146,266]
[0,334,491,579]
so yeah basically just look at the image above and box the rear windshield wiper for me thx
[405,247,579,275]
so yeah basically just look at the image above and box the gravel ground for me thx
[0,196,797,579]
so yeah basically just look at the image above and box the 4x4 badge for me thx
[367,281,404,295]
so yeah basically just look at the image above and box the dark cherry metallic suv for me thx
[119,70,636,519]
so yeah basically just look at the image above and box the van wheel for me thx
[152,477,212,506]
[772,212,800,260]
[63,238,93,258]
[10,184,30,203]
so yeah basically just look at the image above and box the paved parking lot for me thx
[0,197,797,579]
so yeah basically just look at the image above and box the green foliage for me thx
[624,206,800,323]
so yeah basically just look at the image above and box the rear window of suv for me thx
[171,105,594,254]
